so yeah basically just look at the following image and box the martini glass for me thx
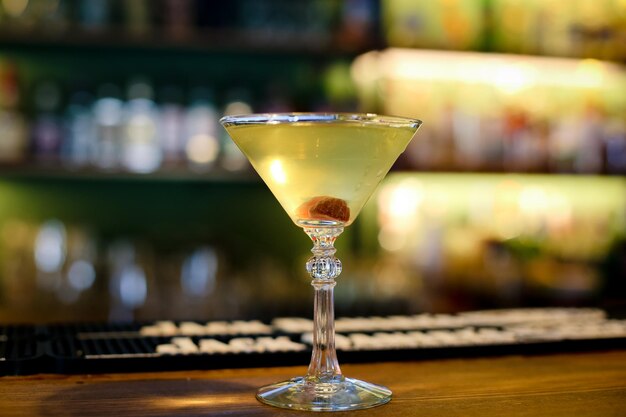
[220,113,421,411]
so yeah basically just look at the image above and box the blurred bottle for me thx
[0,0,36,30]
[491,0,625,60]
[57,225,98,305]
[123,0,153,37]
[382,0,485,50]
[122,78,162,173]
[548,116,583,173]
[92,83,123,169]
[180,246,219,297]
[451,106,483,169]
[479,113,505,170]
[220,89,253,171]
[107,240,149,321]
[67,228,97,286]
[158,85,185,167]
[0,60,27,163]
[237,0,267,34]
[31,80,64,161]
[34,219,66,292]
[490,0,536,54]
[574,105,605,174]
[336,0,377,49]
[0,219,37,311]
[605,120,626,174]
[40,0,70,34]
[501,108,543,172]
[183,86,220,171]
[78,0,111,32]
[162,0,193,40]
[429,103,456,169]
[1,0,70,32]
[269,0,295,42]
[62,89,96,167]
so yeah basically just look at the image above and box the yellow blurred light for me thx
[468,182,494,223]
[518,186,549,216]
[376,179,425,251]
[351,51,381,85]
[547,193,573,229]
[126,115,157,142]
[386,181,423,218]
[372,173,626,264]
[352,48,622,93]
[423,188,453,220]
[575,59,606,88]
[378,226,406,252]
[494,222,522,241]
[224,101,252,116]
[269,159,287,184]
[1,219,30,250]
[2,0,28,17]
[493,63,536,94]
[155,394,245,409]
[185,134,218,165]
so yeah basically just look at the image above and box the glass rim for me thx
[219,112,422,129]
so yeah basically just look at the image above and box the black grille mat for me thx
[2,309,625,375]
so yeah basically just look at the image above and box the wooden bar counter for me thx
[2,350,625,416]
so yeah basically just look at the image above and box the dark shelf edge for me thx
[0,163,261,184]
[0,28,381,57]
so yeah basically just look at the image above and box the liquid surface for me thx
[225,122,417,226]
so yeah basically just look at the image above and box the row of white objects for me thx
[273,308,605,333]
[154,320,626,355]
[141,320,273,337]
[156,336,307,355]
[301,328,518,351]
[140,308,607,337]
[511,321,626,341]
[304,320,626,351]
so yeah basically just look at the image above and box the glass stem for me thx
[304,226,344,383]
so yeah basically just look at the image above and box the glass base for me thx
[256,376,392,412]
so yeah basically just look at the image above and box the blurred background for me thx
[0,0,624,323]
